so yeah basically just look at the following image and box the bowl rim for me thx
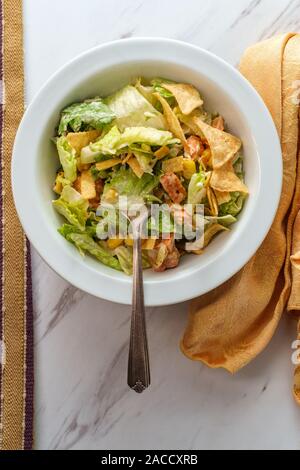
[12,37,282,306]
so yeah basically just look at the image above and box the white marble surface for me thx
[23,0,300,450]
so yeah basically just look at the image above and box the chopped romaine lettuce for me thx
[64,231,122,271]
[58,223,81,239]
[205,215,237,227]
[58,223,96,239]
[132,150,155,174]
[114,246,133,274]
[53,171,70,194]
[52,186,89,230]
[114,246,150,275]
[90,165,109,180]
[56,136,77,183]
[81,126,178,164]
[233,154,244,180]
[129,143,153,155]
[118,127,178,148]
[102,167,159,201]
[150,78,175,104]
[58,98,115,135]
[105,85,166,130]
[188,171,207,204]
[216,155,246,217]
[96,207,129,240]
[219,192,246,217]
[147,207,176,235]
[81,126,121,163]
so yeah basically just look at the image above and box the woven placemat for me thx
[0,0,33,450]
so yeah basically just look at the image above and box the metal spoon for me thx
[127,212,151,393]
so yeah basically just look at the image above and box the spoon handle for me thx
[127,234,150,393]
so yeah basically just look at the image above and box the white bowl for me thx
[12,38,282,306]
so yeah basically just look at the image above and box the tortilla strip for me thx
[80,170,96,199]
[66,130,101,155]
[186,223,228,251]
[95,158,122,170]
[154,92,186,143]
[162,83,203,115]
[127,156,144,178]
[207,186,218,216]
[162,156,184,173]
[214,189,231,205]
[204,224,229,247]
[193,117,241,169]
[210,164,249,194]
[178,113,205,137]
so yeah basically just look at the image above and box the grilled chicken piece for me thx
[184,135,204,159]
[160,172,186,204]
[151,236,180,272]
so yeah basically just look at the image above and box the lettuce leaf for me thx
[118,127,178,147]
[233,154,244,180]
[53,186,89,230]
[53,171,70,194]
[96,207,129,240]
[56,136,77,183]
[103,167,159,201]
[114,246,150,275]
[58,98,115,135]
[90,165,109,180]
[81,126,177,164]
[63,231,122,271]
[132,150,155,174]
[150,78,176,107]
[81,126,121,163]
[205,215,237,227]
[217,155,246,217]
[188,171,207,204]
[219,192,246,217]
[105,85,166,131]
[147,207,176,235]
[58,223,96,239]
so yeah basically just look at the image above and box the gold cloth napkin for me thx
[181,33,300,404]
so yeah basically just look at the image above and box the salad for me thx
[52,78,248,274]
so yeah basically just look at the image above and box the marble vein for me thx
[230,0,263,29]
[258,0,300,40]
[36,285,85,343]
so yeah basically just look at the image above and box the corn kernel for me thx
[105,189,118,204]
[154,146,170,159]
[125,237,134,247]
[142,238,157,250]
[183,159,196,179]
[107,238,124,249]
